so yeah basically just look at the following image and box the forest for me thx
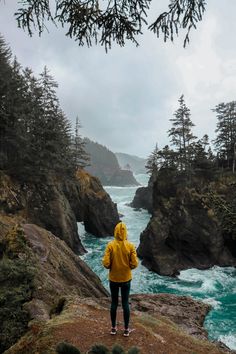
[0,35,88,181]
[146,95,236,180]
[0,34,236,184]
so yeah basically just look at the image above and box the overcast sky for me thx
[0,1,236,158]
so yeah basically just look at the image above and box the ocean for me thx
[78,173,236,350]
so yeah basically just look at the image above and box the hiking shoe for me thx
[110,327,117,335]
[123,328,131,337]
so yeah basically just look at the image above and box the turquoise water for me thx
[79,174,236,350]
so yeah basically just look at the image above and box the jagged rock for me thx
[130,173,156,212]
[137,170,236,276]
[68,171,119,237]
[0,171,119,253]
[130,185,152,212]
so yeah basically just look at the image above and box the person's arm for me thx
[102,243,112,269]
[130,245,138,269]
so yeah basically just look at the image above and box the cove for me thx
[79,174,236,350]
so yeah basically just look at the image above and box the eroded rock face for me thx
[137,170,236,276]
[23,177,85,254]
[66,171,119,237]
[130,173,156,213]
[22,223,108,302]
[0,218,109,352]
[0,171,119,253]
[130,185,152,212]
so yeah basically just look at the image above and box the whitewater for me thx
[79,174,236,350]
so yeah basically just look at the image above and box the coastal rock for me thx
[66,170,119,237]
[0,171,119,253]
[130,185,152,212]
[0,218,108,352]
[115,152,147,174]
[137,170,236,276]
[130,293,210,339]
[5,293,233,354]
[130,172,156,212]
[23,223,109,302]
[108,169,139,186]
[84,138,139,186]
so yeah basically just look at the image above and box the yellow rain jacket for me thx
[102,222,138,282]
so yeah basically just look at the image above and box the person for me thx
[102,221,138,337]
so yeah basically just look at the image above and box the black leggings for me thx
[109,280,131,329]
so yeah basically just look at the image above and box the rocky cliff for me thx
[0,216,108,353]
[115,152,147,174]
[0,170,119,253]
[84,138,139,186]
[136,169,236,276]
[1,214,234,354]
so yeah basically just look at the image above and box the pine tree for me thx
[145,143,159,175]
[0,37,31,172]
[73,116,90,170]
[213,101,236,171]
[0,35,13,169]
[157,145,177,169]
[36,66,75,175]
[14,1,206,50]
[168,95,196,173]
[190,139,213,180]
[0,35,83,179]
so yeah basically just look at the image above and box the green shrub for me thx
[127,347,140,354]
[112,344,125,354]
[88,344,110,354]
[56,341,81,354]
[0,256,35,353]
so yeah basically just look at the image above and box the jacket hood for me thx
[114,222,127,241]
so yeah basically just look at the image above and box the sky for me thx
[0,1,236,158]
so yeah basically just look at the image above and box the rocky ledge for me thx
[5,295,234,354]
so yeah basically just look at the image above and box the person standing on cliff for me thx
[102,221,138,337]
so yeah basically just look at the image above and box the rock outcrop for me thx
[108,169,139,187]
[130,185,152,212]
[0,171,119,253]
[115,152,147,174]
[5,293,234,354]
[137,169,236,276]
[130,173,155,212]
[84,138,139,186]
[0,217,108,352]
